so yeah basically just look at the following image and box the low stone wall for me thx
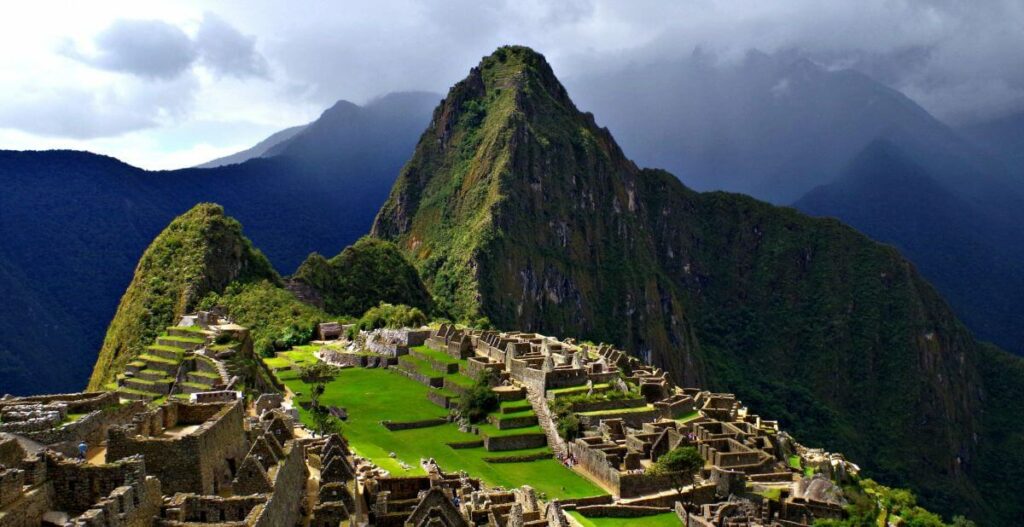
[483,433,547,452]
[570,398,647,413]
[381,418,447,431]
[481,451,552,463]
[409,350,459,374]
[0,392,118,414]
[22,401,146,455]
[492,415,539,430]
[427,389,456,409]
[441,378,470,397]
[575,505,671,517]
[446,440,485,449]
[563,495,615,508]
[391,365,443,388]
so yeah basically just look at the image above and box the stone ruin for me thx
[357,463,569,527]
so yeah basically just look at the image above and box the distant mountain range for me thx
[569,50,1021,203]
[795,140,1024,353]
[0,91,437,396]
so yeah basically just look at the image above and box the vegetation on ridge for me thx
[88,203,277,389]
[292,237,433,317]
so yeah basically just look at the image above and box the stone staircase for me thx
[526,385,567,458]
[115,326,211,402]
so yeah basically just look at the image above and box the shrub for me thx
[350,302,428,334]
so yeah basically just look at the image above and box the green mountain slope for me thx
[291,236,433,316]
[88,203,278,389]
[372,46,1014,523]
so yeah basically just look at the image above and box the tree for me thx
[299,362,338,384]
[458,370,499,423]
[650,446,703,498]
[299,362,339,436]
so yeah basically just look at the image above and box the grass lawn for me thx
[281,367,603,499]
[568,511,681,527]
[788,455,802,470]
[410,345,460,365]
[676,411,701,423]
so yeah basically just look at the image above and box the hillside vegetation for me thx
[292,237,433,317]
[87,204,278,389]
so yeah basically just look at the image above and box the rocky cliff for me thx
[372,46,1007,522]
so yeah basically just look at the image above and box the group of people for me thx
[556,452,578,468]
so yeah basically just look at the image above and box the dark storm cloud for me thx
[63,14,268,81]
[195,13,269,79]
[251,0,1024,123]
[61,19,197,79]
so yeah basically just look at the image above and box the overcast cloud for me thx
[0,0,1021,169]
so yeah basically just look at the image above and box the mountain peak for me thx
[88,203,278,389]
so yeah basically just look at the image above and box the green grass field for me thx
[278,366,603,499]
[567,511,681,527]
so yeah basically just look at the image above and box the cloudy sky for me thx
[1,0,1022,169]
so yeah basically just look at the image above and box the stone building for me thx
[106,401,248,495]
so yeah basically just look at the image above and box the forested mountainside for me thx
[292,237,433,316]
[0,93,434,396]
[796,140,1024,354]
[372,45,1023,524]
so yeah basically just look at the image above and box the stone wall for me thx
[579,408,658,429]
[464,357,503,380]
[483,433,547,452]
[252,441,308,527]
[25,401,145,456]
[381,418,448,431]
[71,476,162,527]
[166,494,266,523]
[574,505,671,518]
[0,483,53,527]
[0,468,25,508]
[45,453,148,516]
[0,392,118,415]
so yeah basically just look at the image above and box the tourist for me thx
[78,441,87,460]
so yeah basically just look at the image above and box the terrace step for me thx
[117,388,162,401]
[147,345,187,362]
[136,369,168,381]
[178,381,214,394]
[138,355,179,374]
[125,360,148,374]
[155,335,205,351]
[186,371,220,386]
[124,377,172,394]
[166,326,210,339]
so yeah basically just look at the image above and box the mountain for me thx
[796,140,1024,354]
[959,110,1024,180]
[291,236,433,316]
[567,50,1011,205]
[88,203,278,389]
[372,45,1023,524]
[196,91,440,170]
[0,92,436,397]
[196,125,306,168]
